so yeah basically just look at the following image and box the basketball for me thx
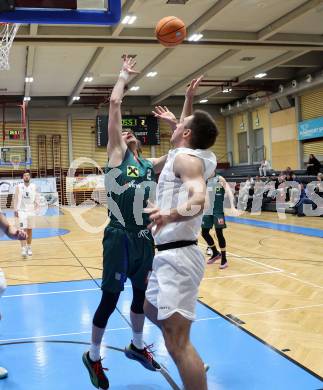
[155,16,186,47]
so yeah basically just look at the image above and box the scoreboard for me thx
[96,115,160,146]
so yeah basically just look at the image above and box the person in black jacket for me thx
[306,154,321,175]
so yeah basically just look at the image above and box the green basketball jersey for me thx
[208,175,225,215]
[105,149,156,229]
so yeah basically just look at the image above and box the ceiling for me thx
[0,0,323,108]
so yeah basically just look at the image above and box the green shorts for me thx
[101,223,154,293]
[201,214,227,229]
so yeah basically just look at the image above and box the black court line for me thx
[0,340,180,390]
[198,300,323,382]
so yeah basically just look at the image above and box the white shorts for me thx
[18,211,36,229]
[146,245,205,321]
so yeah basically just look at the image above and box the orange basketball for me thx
[155,16,186,47]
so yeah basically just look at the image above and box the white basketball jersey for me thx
[17,183,37,212]
[154,147,217,245]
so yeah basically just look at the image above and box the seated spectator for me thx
[259,159,271,177]
[306,154,321,175]
[285,168,294,181]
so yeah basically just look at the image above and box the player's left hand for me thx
[186,75,203,98]
[7,226,27,240]
[144,202,171,233]
[152,106,177,129]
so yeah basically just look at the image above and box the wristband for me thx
[119,70,130,82]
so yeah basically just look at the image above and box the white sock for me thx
[89,343,101,362]
[132,332,144,350]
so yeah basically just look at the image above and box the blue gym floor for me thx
[1,279,322,390]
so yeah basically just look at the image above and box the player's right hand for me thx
[7,226,27,241]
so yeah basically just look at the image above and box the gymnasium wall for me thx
[300,86,323,163]
[0,103,226,173]
[271,107,298,170]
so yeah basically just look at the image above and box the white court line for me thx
[3,287,100,298]
[236,303,323,317]
[227,251,283,272]
[203,270,281,280]
[3,284,133,298]
[0,316,220,344]
[280,274,323,289]
[199,242,283,272]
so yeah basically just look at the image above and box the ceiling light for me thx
[223,88,232,93]
[236,101,241,107]
[130,86,140,91]
[72,96,80,101]
[279,84,284,93]
[199,99,208,103]
[122,15,137,25]
[146,72,158,78]
[84,76,93,83]
[25,77,34,83]
[188,33,203,42]
[228,104,232,110]
[291,80,297,88]
[220,107,224,113]
[23,96,31,101]
[255,72,267,79]
[305,74,312,83]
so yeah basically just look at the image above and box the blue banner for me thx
[298,116,323,140]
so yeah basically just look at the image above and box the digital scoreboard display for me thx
[96,115,160,146]
[8,129,21,140]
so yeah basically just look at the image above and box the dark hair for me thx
[23,169,31,176]
[185,110,218,149]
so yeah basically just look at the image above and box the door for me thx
[254,128,264,162]
[238,132,248,164]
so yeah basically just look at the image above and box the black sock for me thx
[210,245,219,257]
[221,251,227,265]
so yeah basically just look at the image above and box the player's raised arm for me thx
[107,56,139,164]
[180,75,203,123]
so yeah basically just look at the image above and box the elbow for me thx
[109,97,122,107]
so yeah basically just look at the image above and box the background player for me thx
[201,172,235,269]
[13,170,39,258]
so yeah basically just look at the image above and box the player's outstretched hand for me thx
[152,106,177,129]
[186,75,203,99]
[121,55,140,75]
[7,226,27,240]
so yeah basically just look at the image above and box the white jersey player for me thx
[145,108,218,390]
[14,170,39,258]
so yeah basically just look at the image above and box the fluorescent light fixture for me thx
[72,96,80,101]
[199,99,208,103]
[146,72,158,78]
[228,104,232,110]
[84,76,93,82]
[220,107,224,113]
[130,86,140,91]
[122,15,137,25]
[23,96,31,101]
[255,72,267,79]
[188,33,203,42]
[223,88,232,93]
[25,77,34,83]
